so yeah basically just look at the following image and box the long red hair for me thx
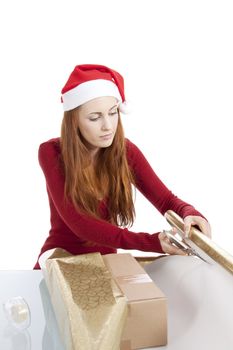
[60,108,135,227]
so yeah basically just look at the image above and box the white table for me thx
[0,255,233,350]
[144,255,233,350]
[0,271,49,350]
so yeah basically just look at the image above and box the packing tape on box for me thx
[115,273,153,284]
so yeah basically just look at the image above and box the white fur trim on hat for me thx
[62,79,122,111]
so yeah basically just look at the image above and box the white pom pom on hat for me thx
[61,64,130,114]
[119,100,131,114]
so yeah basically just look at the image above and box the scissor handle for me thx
[163,230,188,250]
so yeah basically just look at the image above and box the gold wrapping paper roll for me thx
[165,210,233,274]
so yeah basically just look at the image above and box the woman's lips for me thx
[100,133,113,140]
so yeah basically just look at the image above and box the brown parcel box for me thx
[103,253,167,349]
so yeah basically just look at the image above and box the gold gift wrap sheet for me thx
[44,252,167,350]
[45,253,127,350]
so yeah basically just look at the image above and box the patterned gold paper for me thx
[45,251,128,350]
[135,256,165,268]
[165,210,233,274]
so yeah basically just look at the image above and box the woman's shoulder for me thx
[39,137,61,152]
[38,137,61,163]
[125,138,146,168]
[125,138,142,157]
[125,137,136,150]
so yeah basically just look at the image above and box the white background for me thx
[0,0,232,269]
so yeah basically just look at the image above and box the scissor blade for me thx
[183,238,212,264]
[191,249,210,263]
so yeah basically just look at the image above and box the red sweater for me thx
[34,138,205,269]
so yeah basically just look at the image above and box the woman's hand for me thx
[158,229,187,256]
[183,216,211,239]
[158,216,211,255]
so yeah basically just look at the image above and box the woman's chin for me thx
[99,138,114,148]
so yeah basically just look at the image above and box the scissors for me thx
[163,229,209,263]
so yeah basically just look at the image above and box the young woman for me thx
[34,64,211,269]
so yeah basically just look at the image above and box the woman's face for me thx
[78,96,119,156]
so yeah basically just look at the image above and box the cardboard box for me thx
[103,254,167,349]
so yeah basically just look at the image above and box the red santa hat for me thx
[61,64,130,113]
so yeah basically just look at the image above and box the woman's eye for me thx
[109,111,118,116]
[89,117,100,121]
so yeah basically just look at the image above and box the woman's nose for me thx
[101,116,111,130]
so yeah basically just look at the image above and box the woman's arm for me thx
[126,139,211,239]
[126,139,206,220]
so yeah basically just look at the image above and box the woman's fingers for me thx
[183,216,212,238]
[158,231,186,256]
